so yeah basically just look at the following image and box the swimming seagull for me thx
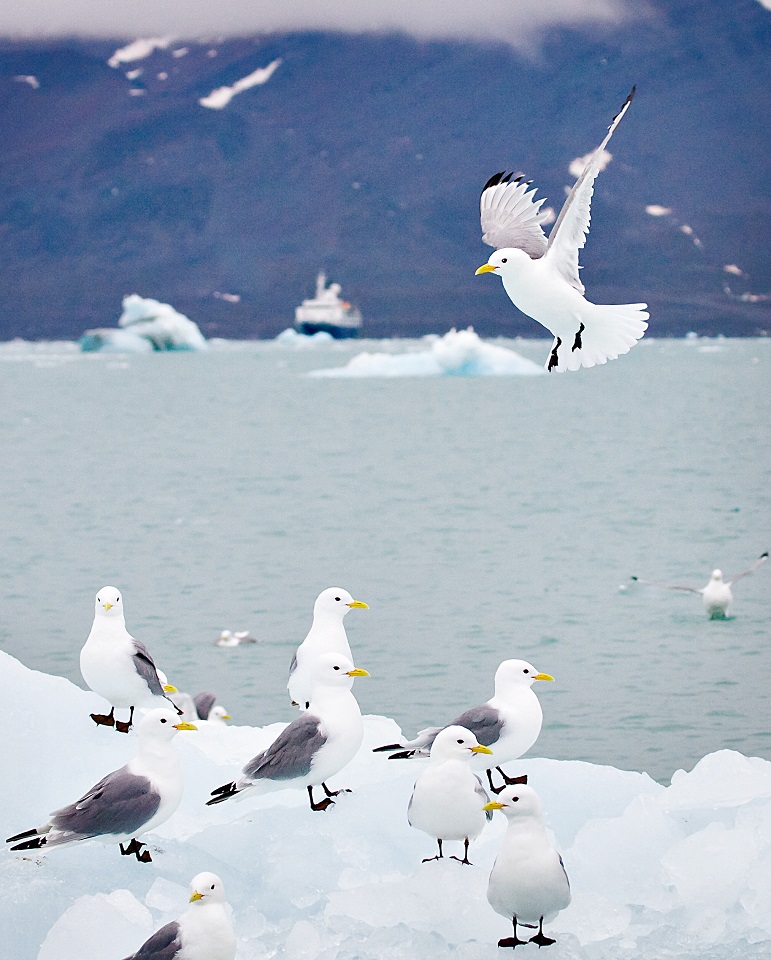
[287,587,368,709]
[475,87,649,372]
[484,781,571,949]
[214,630,257,647]
[374,659,553,793]
[80,586,181,732]
[6,708,197,862]
[632,551,768,619]
[209,652,369,812]
[407,725,494,866]
[120,871,236,960]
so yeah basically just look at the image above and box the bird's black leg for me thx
[307,785,334,812]
[422,838,444,863]
[487,768,528,794]
[321,782,351,798]
[529,917,556,947]
[115,706,135,734]
[450,837,473,865]
[498,917,528,949]
[119,837,152,861]
[571,322,585,352]
[547,337,562,372]
[487,768,505,795]
[90,706,115,728]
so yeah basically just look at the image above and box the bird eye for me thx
[512,796,519,802]
[210,884,215,890]
[333,665,340,671]
[160,718,167,723]
[457,738,464,744]
[501,257,507,263]
[523,669,529,674]
[335,596,341,601]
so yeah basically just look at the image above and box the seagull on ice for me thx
[80,586,181,732]
[209,652,369,812]
[374,659,554,793]
[475,87,648,372]
[287,587,368,709]
[484,780,571,949]
[632,551,768,619]
[407,725,494,865]
[120,871,236,960]
[6,708,197,862]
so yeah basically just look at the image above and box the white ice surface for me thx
[1,649,769,959]
[309,327,545,378]
[80,295,207,353]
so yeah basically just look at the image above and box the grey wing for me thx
[450,704,504,748]
[475,774,494,820]
[50,766,161,841]
[131,638,165,696]
[193,691,216,719]
[727,551,769,585]
[288,649,298,678]
[480,172,549,257]
[545,87,636,293]
[123,920,181,960]
[243,712,327,782]
[630,576,701,594]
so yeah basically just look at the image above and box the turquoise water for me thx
[0,336,769,782]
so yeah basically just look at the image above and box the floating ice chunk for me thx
[645,204,672,216]
[309,327,544,377]
[274,327,334,345]
[569,148,612,179]
[80,295,207,352]
[37,889,152,960]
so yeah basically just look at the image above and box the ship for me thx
[294,272,362,338]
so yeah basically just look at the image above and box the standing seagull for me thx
[632,551,768,619]
[374,659,554,793]
[6,708,197,862]
[120,871,236,960]
[407,725,493,865]
[475,88,648,372]
[287,587,368,709]
[80,586,181,732]
[209,652,369,812]
[484,781,571,949]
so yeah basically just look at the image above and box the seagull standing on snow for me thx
[80,586,181,732]
[484,781,571,949]
[120,871,235,960]
[475,87,648,372]
[209,652,369,812]
[6,708,197,862]
[288,587,368,709]
[375,659,554,793]
[632,551,768,619]
[407,725,494,865]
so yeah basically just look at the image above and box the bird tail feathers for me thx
[547,303,648,372]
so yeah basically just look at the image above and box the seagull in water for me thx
[80,586,181,732]
[209,652,369,812]
[214,630,257,647]
[484,780,571,949]
[120,871,236,960]
[407,725,494,866]
[632,551,768,619]
[6,708,197,862]
[374,659,554,794]
[475,87,648,372]
[288,587,368,709]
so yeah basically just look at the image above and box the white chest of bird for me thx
[306,684,365,784]
[409,758,488,842]
[176,902,236,960]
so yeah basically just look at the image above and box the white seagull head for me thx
[94,585,125,619]
[138,707,197,743]
[188,871,227,905]
[494,659,554,696]
[313,586,369,621]
[311,651,370,691]
[484,782,543,820]
[429,725,493,762]
[475,247,533,280]
[710,569,724,582]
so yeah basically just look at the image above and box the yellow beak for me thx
[475,263,498,275]
[471,744,493,755]
[163,684,178,693]
[483,800,506,811]
[173,721,198,731]
[221,714,231,720]
[346,668,370,678]
[103,602,113,611]
[347,600,369,609]
[189,890,203,902]
[534,673,555,682]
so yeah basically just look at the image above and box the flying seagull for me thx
[475,87,648,373]
[6,709,197,862]
[632,551,768,619]
[80,586,181,732]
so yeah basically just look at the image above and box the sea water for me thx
[0,336,769,783]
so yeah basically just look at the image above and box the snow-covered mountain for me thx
[0,0,769,340]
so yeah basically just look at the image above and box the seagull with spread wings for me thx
[475,87,648,373]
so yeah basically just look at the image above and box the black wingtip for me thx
[372,743,405,753]
[10,836,46,851]
[481,170,526,194]
[207,781,239,805]
[628,85,636,102]
[760,551,769,559]
[6,827,39,844]
[387,750,416,760]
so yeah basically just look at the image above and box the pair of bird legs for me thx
[487,768,528,795]
[547,323,586,372]
[423,837,474,866]
[91,705,135,733]
[119,837,153,862]
[500,917,555,949]
[307,783,351,812]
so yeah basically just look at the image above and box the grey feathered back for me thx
[122,919,181,960]
[50,767,161,842]
[243,712,327,782]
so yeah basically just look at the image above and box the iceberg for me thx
[1,648,770,959]
[309,327,545,377]
[80,295,208,353]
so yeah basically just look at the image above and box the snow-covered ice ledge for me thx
[1,650,770,959]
